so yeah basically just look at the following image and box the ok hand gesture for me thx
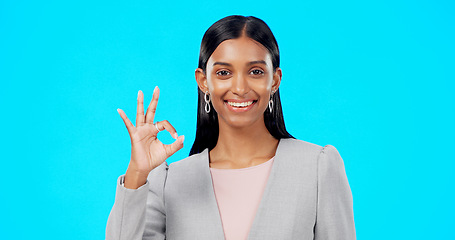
[117,87,184,189]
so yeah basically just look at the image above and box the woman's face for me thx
[196,36,282,129]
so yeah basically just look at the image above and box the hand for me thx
[117,87,184,188]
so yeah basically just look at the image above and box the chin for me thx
[220,115,264,129]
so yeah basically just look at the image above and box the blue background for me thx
[1,0,454,239]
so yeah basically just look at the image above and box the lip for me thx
[224,99,257,112]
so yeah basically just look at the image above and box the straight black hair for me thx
[189,15,294,155]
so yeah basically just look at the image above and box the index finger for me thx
[145,86,159,124]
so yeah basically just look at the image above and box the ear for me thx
[272,67,282,92]
[195,68,209,93]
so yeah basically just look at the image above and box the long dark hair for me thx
[189,15,294,155]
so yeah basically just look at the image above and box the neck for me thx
[209,117,279,168]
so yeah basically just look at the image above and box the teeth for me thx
[227,101,254,107]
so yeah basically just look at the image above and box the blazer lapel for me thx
[198,148,226,239]
[246,139,285,239]
[199,139,286,240]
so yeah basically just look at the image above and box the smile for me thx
[227,101,254,108]
[224,99,258,112]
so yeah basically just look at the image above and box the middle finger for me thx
[145,86,159,124]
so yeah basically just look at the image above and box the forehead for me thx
[207,37,272,66]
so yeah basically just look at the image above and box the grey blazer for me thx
[106,138,356,240]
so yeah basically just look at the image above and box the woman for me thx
[106,15,355,240]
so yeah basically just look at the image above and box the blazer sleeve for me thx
[106,161,168,240]
[314,145,356,240]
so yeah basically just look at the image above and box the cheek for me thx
[208,81,230,97]
[206,79,228,110]
[250,78,273,94]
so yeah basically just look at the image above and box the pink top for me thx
[209,157,275,240]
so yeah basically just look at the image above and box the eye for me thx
[250,69,264,76]
[216,70,231,76]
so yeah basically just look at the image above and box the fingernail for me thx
[137,90,141,99]
[173,132,178,139]
[117,108,121,114]
[181,135,185,142]
[153,86,158,94]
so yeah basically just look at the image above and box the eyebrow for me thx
[212,60,267,67]
[247,60,267,66]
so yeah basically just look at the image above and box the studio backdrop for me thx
[0,0,454,239]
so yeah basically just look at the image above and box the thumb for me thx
[165,135,185,157]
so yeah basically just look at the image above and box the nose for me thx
[231,73,250,96]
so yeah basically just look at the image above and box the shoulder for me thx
[318,144,345,168]
[169,149,207,167]
[167,149,209,175]
[281,139,350,194]
[279,138,323,151]
[278,138,345,168]
[278,138,324,160]
[280,138,342,157]
[146,151,208,192]
[315,144,349,185]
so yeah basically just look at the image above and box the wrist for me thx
[124,169,148,189]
